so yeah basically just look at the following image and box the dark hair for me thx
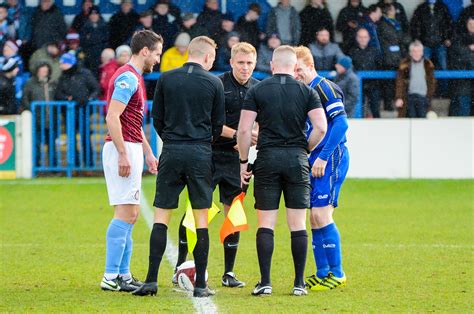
[382,3,394,15]
[0,3,8,10]
[248,3,261,15]
[130,30,163,55]
[367,4,380,13]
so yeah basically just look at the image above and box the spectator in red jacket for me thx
[99,48,118,100]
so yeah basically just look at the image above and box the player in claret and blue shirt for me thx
[295,46,350,291]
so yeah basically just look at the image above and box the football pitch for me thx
[1,177,472,313]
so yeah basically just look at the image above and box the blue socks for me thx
[311,228,330,278]
[119,224,134,276]
[320,223,343,278]
[105,218,133,275]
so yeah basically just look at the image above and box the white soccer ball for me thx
[176,260,208,291]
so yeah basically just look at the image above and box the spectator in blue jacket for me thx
[214,32,240,72]
[360,4,382,53]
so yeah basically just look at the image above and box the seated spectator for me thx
[214,32,240,71]
[115,45,132,66]
[30,0,66,50]
[160,32,190,72]
[334,55,359,117]
[377,0,409,34]
[360,4,383,53]
[0,4,16,48]
[379,3,406,111]
[449,17,474,116]
[348,28,382,118]
[410,0,452,71]
[0,58,19,114]
[152,0,179,51]
[180,13,208,40]
[20,62,57,164]
[336,0,367,53]
[197,0,223,42]
[266,0,300,45]
[309,28,344,71]
[216,13,235,49]
[299,0,334,46]
[236,3,263,49]
[80,5,109,77]
[55,51,100,166]
[395,40,436,118]
[108,0,139,49]
[29,41,62,83]
[99,48,118,100]
[256,32,281,73]
[456,0,474,36]
[135,9,153,33]
[71,0,93,32]
[0,39,23,75]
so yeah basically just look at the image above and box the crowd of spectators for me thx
[0,0,472,118]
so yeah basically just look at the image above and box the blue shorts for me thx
[309,144,349,208]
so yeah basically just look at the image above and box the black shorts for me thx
[212,149,241,206]
[253,148,310,210]
[154,143,213,209]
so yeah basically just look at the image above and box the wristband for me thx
[233,131,238,141]
[239,158,248,164]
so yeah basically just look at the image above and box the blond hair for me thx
[231,42,257,59]
[272,45,297,68]
[294,46,314,67]
[188,36,217,57]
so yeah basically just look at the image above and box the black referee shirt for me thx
[213,71,259,150]
[242,73,322,151]
[152,62,225,143]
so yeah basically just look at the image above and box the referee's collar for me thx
[229,71,252,88]
[184,62,204,70]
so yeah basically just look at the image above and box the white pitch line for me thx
[140,194,218,314]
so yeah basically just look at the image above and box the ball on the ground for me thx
[176,260,208,291]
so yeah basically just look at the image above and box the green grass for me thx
[1,178,473,313]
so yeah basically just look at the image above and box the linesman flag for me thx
[219,163,252,243]
[182,198,220,252]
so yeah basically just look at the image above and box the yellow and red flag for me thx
[182,198,220,252]
[219,192,249,243]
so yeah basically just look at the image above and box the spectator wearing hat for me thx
[98,48,118,100]
[0,58,19,114]
[80,5,109,78]
[21,62,57,164]
[180,12,208,39]
[336,0,367,54]
[160,32,190,72]
[334,55,359,117]
[55,51,100,166]
[71,0,93,32]
[30,0,66,50]
[299,0,335,46]
[256,32,281,73]
[108,0,139,49]
[309,28,344,71]
[215,13,236,49]
[65,29,85,68]
[29,41,62,83]
[151,0,179,52]
[235,3,263,49]
[266,0,301,46]
[197,0,224,41]
[215,31,240,71]
[0,39,23,75]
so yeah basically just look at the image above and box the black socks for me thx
[223,232,240,274]
[291,230,308,288]
[193,228,209,288]
[145,223,168,283]
[256,228,274,286]
[175,214,188,271]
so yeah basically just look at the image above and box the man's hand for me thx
[145,152,158,175]
[395,98,404,108]
[312,157,327,178]
[118,152,131,177]
[251,129,258,146]
[240,163,252,187]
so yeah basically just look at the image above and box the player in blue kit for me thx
[295,46,349,291]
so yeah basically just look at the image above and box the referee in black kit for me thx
[173,42,259,288]
[133,36,225,298]
[237,45,327,297]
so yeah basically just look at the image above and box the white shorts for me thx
[103,141,144,206]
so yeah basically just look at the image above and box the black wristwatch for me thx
[232,131,238,141]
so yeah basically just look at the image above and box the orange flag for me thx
[219,192,249,243]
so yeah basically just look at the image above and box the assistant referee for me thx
[133,36,225,298]
[237,45,327,297]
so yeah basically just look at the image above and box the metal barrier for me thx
[31,100,157,177]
